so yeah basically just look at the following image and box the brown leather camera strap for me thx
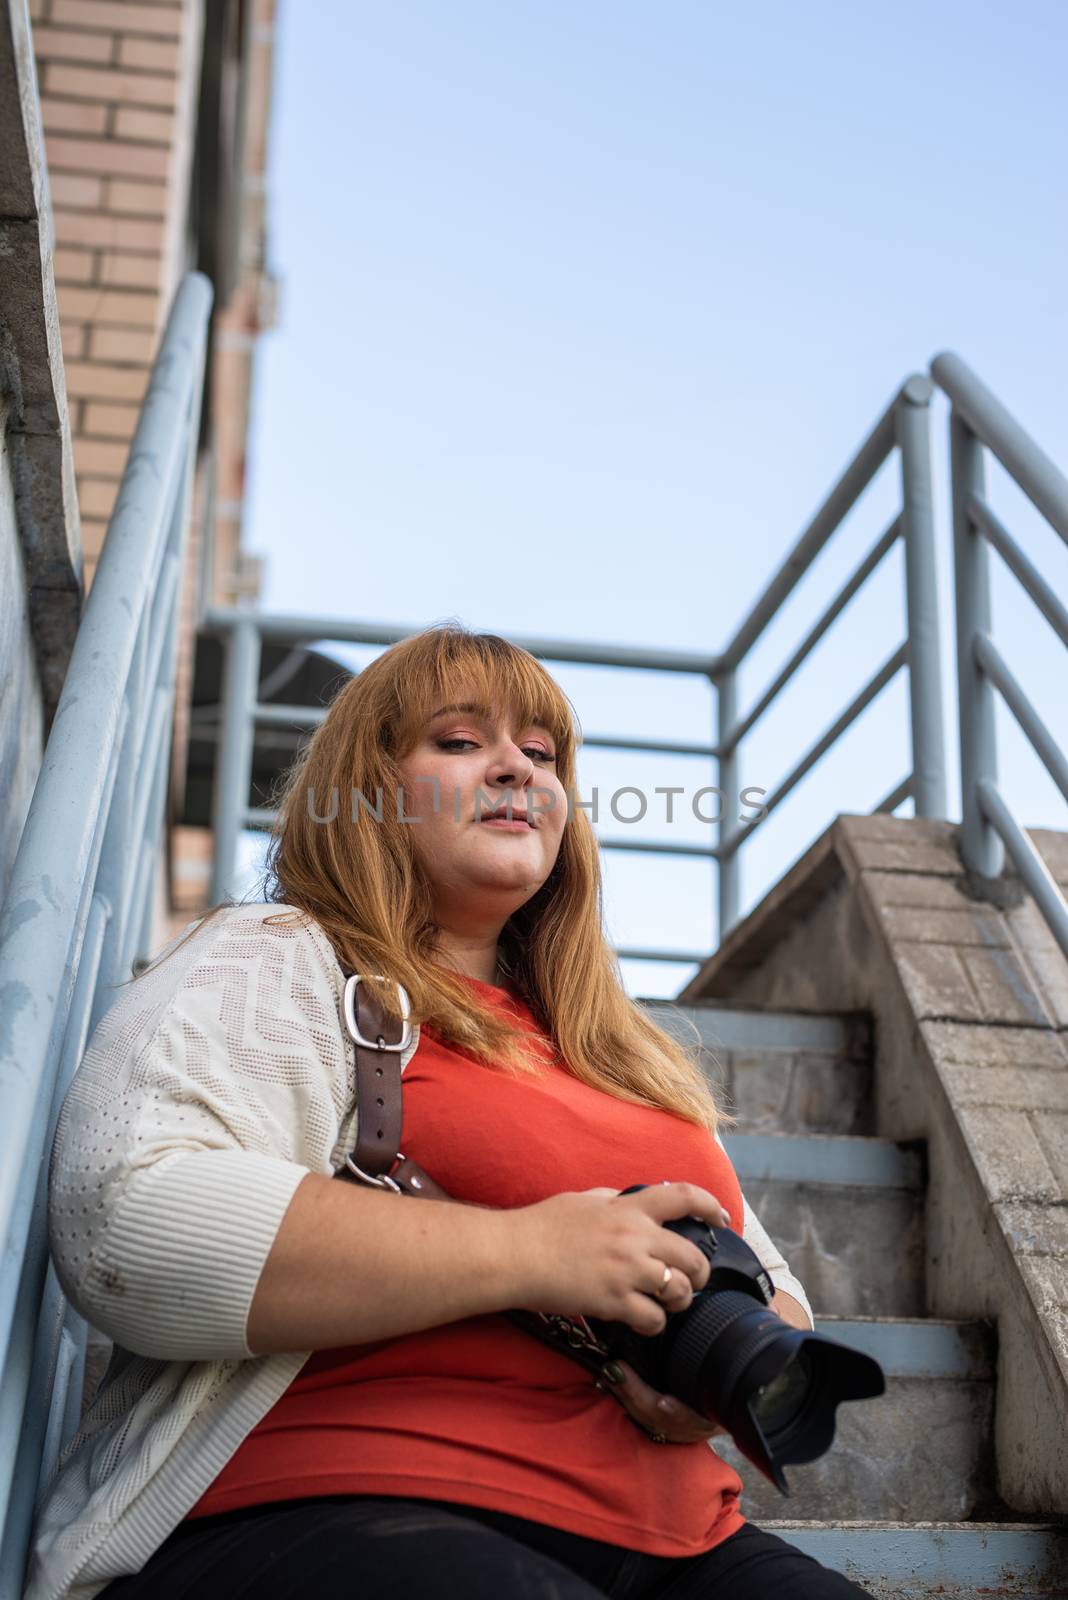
[333,967,611,1378]
[334,969,451,1200]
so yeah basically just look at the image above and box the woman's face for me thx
[395,696,568,920]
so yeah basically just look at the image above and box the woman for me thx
[28,625,873,1600]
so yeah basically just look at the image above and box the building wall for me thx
[30,0,206,587]
[27,0,280,944]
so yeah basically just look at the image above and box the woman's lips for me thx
[478,818,532,831]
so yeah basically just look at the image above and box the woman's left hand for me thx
[595,1360,727,1445]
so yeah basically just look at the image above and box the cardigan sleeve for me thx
[715,1133,814,1329]
[47,907,351,1363]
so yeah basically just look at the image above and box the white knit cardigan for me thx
[25,902,812,1600]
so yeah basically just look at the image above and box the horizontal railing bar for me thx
[977,777,1068,963]
[198,703,719,761]
[597,838,718,859]
[716,642,909,861]
[720,378,928,670]
[244,807,276,830]
[970,495,1068,652]
[249,703,328,727]
[974,633,1068,808]
[202,609,722,677]
[720,514,903,758]
[580,734,717,758]
[874,775,913,814]
[615,947,708,965]
[932,353,1068,548]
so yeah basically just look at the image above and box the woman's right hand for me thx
[509,1182,732,1336]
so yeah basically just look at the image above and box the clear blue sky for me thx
[240,0,1068,997]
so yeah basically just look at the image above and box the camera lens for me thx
[750,1347,812,1431]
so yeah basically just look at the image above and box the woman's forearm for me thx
[771,1287,813,1330]
[246,1173,521,1355]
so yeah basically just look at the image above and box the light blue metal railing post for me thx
[0,272,213,1596]
[932,350,1068,961]
[949,404,1003,879]
[209,614,262,902]
[896,376,948,819]
[714,668,739,938]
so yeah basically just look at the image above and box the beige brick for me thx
[45,134,170,180]
[49,1,182,36]
[957,1104,1061,1202]
[99,251,161,290]
[117,35,179,72]
[83,401,140,439]
[895,941,979,1021]
[28,0,49,20]
[113,105,174,144]
[850,837,964,876]
[65,360,149,402]
[106,178,167,217]
[43,63,177,107]
[864,871,973,912]
[1017,1254,1068,1311]
[881,904,1009,948]
[49,171,104,206]
[59,322,87,362]
[996,1200,1068,1257]
[52,246,96,283]
[54,209,164,252]
[922,1020,1068,1070]
[1031,1111,1068,1196]
[55,286,158,327]
[78,477,120,520]
[958,946,1054,1028]
[39,95,108,134]
[89,325,157,362]
[31,25,114,63]
[73,436,128,477]
[938,1061,1068,1114]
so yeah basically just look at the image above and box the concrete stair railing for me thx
[639,997,1068,1599]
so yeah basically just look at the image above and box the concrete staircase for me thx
[639,997,1068,1598]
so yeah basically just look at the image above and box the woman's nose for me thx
[487,748,535,788]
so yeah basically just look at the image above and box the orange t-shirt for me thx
[186,974,747,1557]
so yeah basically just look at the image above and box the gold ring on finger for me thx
[654,1265,673,1298]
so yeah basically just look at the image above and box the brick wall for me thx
[31,0,205,590]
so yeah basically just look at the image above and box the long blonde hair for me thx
[164,625,731,1135]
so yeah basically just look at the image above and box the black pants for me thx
[98,1493,875,1599]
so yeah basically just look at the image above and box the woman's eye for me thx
[436,738,554,761]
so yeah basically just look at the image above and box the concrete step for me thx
[763,1521,1068,1598]
[640,1001,874,1135]
[721,1133,927,1317]
[712,1317,996,1522]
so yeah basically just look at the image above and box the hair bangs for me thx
[391,627,579,782]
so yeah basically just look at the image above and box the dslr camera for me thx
[585,1184,885,1494]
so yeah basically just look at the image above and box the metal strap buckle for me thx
[343,973,413,1051]
[343,1153,406,1192]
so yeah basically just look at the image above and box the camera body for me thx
[584,1184,885,1495]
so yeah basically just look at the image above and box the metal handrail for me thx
[713,373,947,931]
[932,350,1068,959]
[202,370,949,956]
[0,273,213,1592]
